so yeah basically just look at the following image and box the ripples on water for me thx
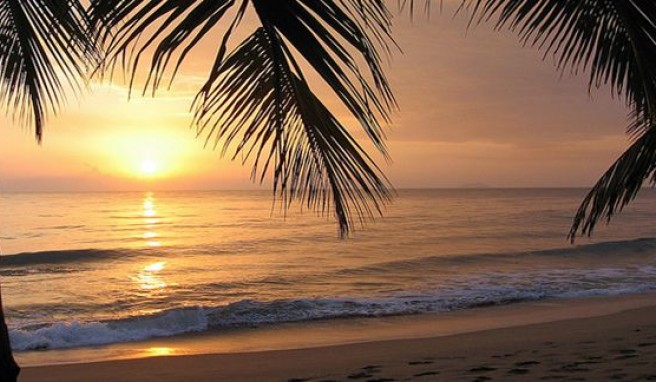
[2,189,656,350]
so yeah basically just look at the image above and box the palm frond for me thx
[92,0,396,236]
[0,0,96,142]
[466,0,656,132]
[194,27,391,236]
[250,0,395,151]
[88,0,241,91]
[570,126,656,238]
[399,0,433,16]
[463,0,656,239]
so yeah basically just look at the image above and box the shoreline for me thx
[19,292,656,380]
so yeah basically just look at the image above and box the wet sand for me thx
[20,294,656,381]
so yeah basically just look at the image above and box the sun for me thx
[139,160,160,177]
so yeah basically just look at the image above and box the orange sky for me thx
[0,7,631,192]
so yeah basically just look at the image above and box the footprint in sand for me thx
[469,366,497,373]
[507,368,530,375]
[361,365,381,374]
[614,349,638,360]
[413,371,439,377]
[556,363,591,372]
[347,371,373,379]
[618,348,637,354]
[491,353,513,359]
[573,360,601,366]
[515,361,540,367]
[408,360,434,366]
[582,356,604,361]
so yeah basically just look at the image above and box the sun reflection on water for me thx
[143,231,158,239]
[142,193,161,247]
[135,261,168,290]
[144,261,166,272]
[145,347,176,357]
[142,199,156,215]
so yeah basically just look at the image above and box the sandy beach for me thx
[19,293,656,381]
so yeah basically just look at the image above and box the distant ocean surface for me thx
[2,189,656,352]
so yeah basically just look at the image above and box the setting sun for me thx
[139,160,160,177]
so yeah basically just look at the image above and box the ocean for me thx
[2,189,656,355]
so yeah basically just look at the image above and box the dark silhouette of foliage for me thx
[460,0,656,239]
[0,0,97,141]
[88,0,396,237]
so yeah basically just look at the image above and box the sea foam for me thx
[11,267,656,352]
[10,308,208,351]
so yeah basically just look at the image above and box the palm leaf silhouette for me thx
[195,27,391,236]
[0,2,97,379]
[90,0,395,236]
[462,0,656,239]
[0,0,96,141]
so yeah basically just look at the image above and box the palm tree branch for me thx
[193,27,391,236]
[89,0,239,94]
[465,1,656,127]
[0,0,95,141]
[92,0,395,236]
[569,125,656,240]
[251,0,394,151]
[462,0,656,238]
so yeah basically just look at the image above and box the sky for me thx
[0,4,632,192]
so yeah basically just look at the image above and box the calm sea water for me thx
[2,189,656,351]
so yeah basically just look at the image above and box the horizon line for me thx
[0,186,622,194]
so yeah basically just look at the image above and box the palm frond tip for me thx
[193,27,392,237]
[0,0,97,141]
[462,0,656,239]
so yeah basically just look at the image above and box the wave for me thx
[336,237,656,276]
[537,237,656,257]
[11,269,656,352]
[4,237,656,269]
[10,308,208,351]
[1,248,165,267]
[6,237,656,351]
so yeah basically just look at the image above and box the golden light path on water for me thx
[135,261,168,291]
[134,193,169,291]
[129,194,180,359]
[144,262,166,272]
[142,193,161,248]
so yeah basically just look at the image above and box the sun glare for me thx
[144,261,166,272]
[140,160,159,177]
